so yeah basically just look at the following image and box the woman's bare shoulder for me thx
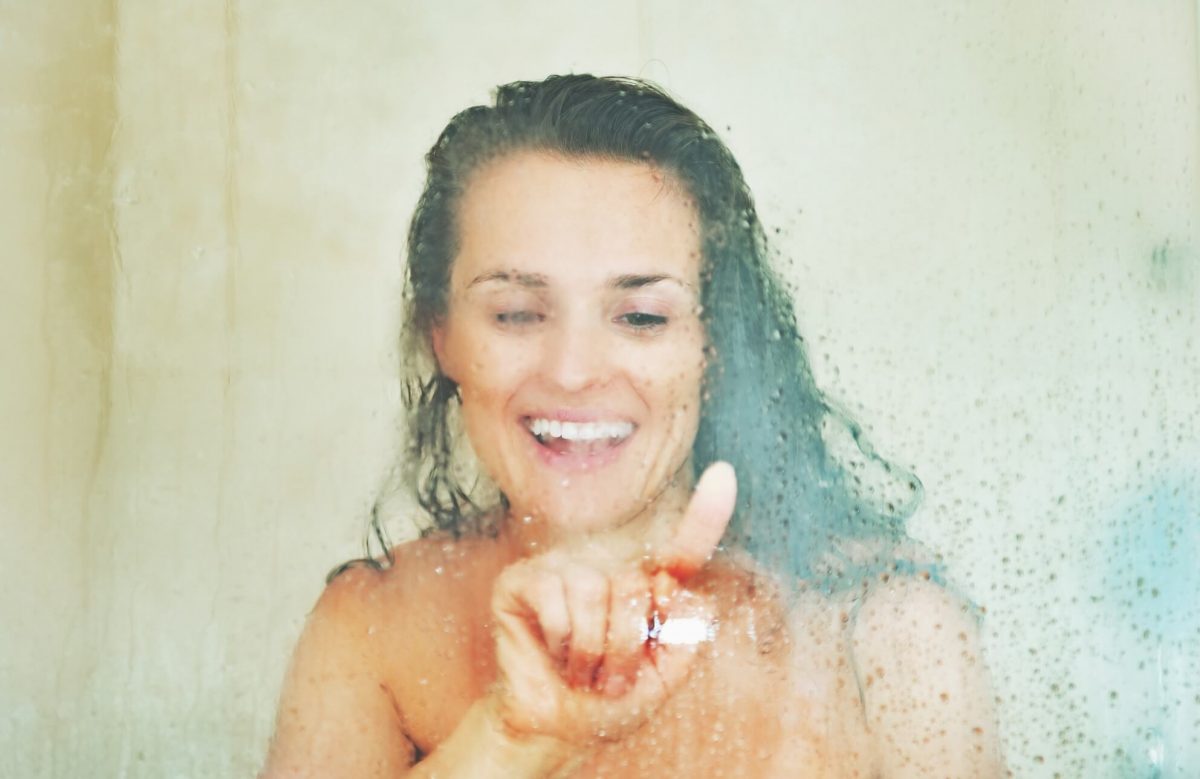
[849,573,981,651]
[846,574,1006,777]
[320,530,505,624]
[264,535,487,777]
[263,530,509,773]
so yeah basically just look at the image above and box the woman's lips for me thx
[520,415,636,472]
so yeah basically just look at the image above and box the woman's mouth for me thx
[522,416,636,464]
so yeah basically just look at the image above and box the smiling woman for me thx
[260,75,1005,778]
[434,151,706,542]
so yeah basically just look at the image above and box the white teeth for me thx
[526,418,634,442]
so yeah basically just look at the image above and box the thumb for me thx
[656,461,737,581]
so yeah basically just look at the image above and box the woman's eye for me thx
[619,312,668,330]
[495,310,543,326]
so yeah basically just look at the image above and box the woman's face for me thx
[433,150,706,541]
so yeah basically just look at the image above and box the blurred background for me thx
[1,1,1197,776]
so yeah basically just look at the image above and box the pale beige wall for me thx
[0,2,115,775]
[2,2,1197,777]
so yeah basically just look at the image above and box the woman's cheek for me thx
[642,338,706,398]
[461,332,528,390]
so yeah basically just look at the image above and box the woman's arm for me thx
[259,561,705,779]
[850,576,1007,778]
[259,567,415,777]
[261,464,734,778]
[259,568,573,779]
[395,698,578,779]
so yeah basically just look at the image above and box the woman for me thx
[262,75,1004,777]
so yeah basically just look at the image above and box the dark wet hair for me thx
[338,74,928,589]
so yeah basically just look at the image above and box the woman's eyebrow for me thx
[466,270,549,289]
[611,273,695,291]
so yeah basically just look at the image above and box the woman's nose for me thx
[540,317,610,392]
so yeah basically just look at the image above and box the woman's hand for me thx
[489,462,737,749]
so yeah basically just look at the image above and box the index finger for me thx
[655,461,737,581]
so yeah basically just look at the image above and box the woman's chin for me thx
[514,493,650,543]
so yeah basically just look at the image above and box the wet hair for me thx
[338,74,931,589]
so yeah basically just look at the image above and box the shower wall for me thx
[1,2,1196,776]
[1,2,116,775]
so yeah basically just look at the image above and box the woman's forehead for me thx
[453,151,701,288]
